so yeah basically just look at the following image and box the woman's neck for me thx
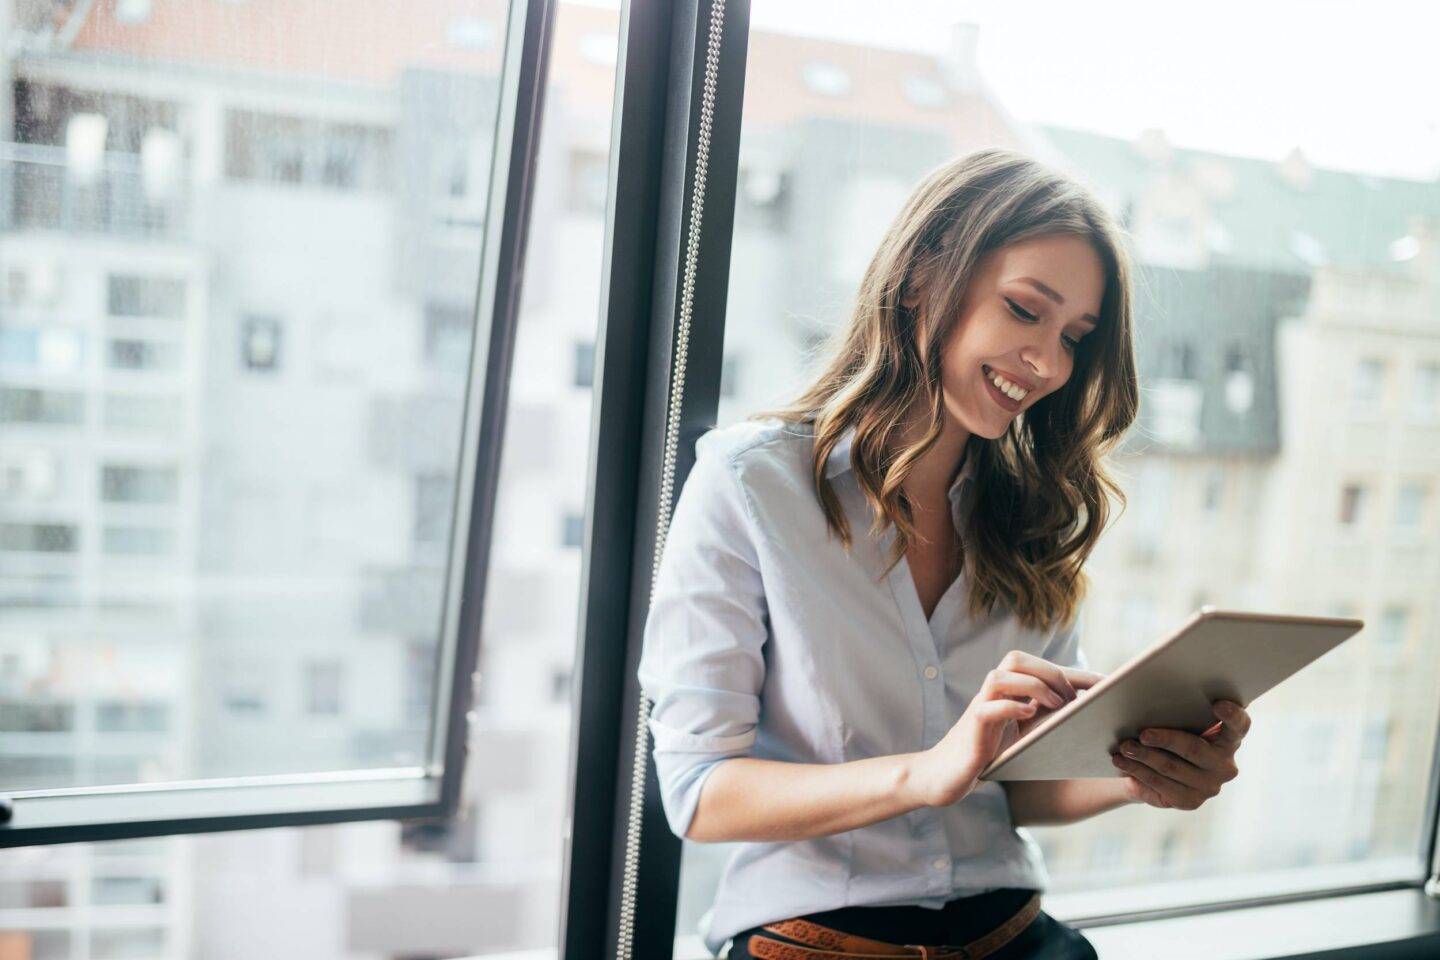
[895,405,972,520]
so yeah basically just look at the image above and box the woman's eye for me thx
[1004,298,1037,322]
[1007,298,1081,352]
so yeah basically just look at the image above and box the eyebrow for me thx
[1012,276,1100,327]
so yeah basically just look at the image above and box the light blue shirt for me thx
[637,417,1089,956]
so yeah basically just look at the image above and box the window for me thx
[0,522,78,552]
[1394,481,1427,529]
[1376,606,1408,662]
[240,314,282,371]
[5,2,1439,959]
[424,301,472,375]
[224,110,391,191]
[0,387,84,425]
[107,275,186,319]
[100,464,178,504]
[1339,483,1365,525]
[1414,361,1439,419]
[1353,357,1386,408]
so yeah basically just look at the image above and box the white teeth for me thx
[986,367,1028,402]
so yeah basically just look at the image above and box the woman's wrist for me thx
[896,749,970,811]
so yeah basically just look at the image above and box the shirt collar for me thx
[822,423,978,504]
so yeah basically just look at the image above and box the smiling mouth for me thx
[981,364,1027,411]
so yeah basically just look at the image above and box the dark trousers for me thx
[725,888,1098,960]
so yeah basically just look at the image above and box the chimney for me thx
[944,22,981,95]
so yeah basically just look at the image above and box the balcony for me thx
[0,141,189,241]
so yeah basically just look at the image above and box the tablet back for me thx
[979,607,1363,781]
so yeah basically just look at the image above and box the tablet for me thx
[978,606,1364,781]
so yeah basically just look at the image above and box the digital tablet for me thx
[978,606,1364,781]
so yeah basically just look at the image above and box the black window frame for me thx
[0,0,556,847]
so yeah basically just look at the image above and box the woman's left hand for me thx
[1110,700,1250,810]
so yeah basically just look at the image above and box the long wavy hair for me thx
[749,147,1139,634]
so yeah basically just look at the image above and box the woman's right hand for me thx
[906,650,1106,808]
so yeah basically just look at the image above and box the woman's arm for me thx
[687,752,932,843]
[1001,777,1135,827]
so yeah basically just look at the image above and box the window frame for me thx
[560,2,1440,959]
[0,0,556,847]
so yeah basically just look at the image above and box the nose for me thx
[1020,333,1066,383]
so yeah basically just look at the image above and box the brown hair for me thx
[750,147,1139,633]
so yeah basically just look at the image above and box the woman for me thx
[638,148,1251,959]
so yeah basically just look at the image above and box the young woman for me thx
[638,148,1251,959]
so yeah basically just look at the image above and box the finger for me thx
[988,670,1066,709]
[1137,727,1231,772]
[1211,700,1252,745]
[998,650,1084,702]
[1063,667,1107,692]
[1118,739,1214,792]
[1111,750,1205,808]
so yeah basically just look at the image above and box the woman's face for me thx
[913,233,1105,441]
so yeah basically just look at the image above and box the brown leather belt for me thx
[745,891,1041,960]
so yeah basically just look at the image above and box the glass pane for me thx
[0,0,516,792]
[675,0,1440,953]
[1,0,616,957]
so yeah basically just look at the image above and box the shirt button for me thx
[931,857,948,870]
[923,665,939,680]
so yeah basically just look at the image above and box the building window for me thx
[1353,357,1385,407]
[1338,483,1364,525]
[0,701,74,732]
[304,660,344,716]
[224,109,391,191]
[1415,361,1439,418]
[0,386,84,425]
[0,522,78,552]
[96,700,168,733]
[414,473,453,545]
[424,302,472,375]
[102,525,174,556]
[1394,481,1427,529]
[91,876,164,906]
[108,338,178,372]
[1361,714,1391,764]
[561,509,584,548]
[108,275,186,319]
[241,315,282,371]
[1376,606,1407,661]
[573,340,595,389]
[100,464,178,504]
[1222,344,1253,414]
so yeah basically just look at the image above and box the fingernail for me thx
[1140,730,1156,744]
[1122,742,1137,756]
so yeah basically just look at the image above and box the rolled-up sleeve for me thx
[637,431,770,840]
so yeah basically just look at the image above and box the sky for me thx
[575,0,1440,183]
